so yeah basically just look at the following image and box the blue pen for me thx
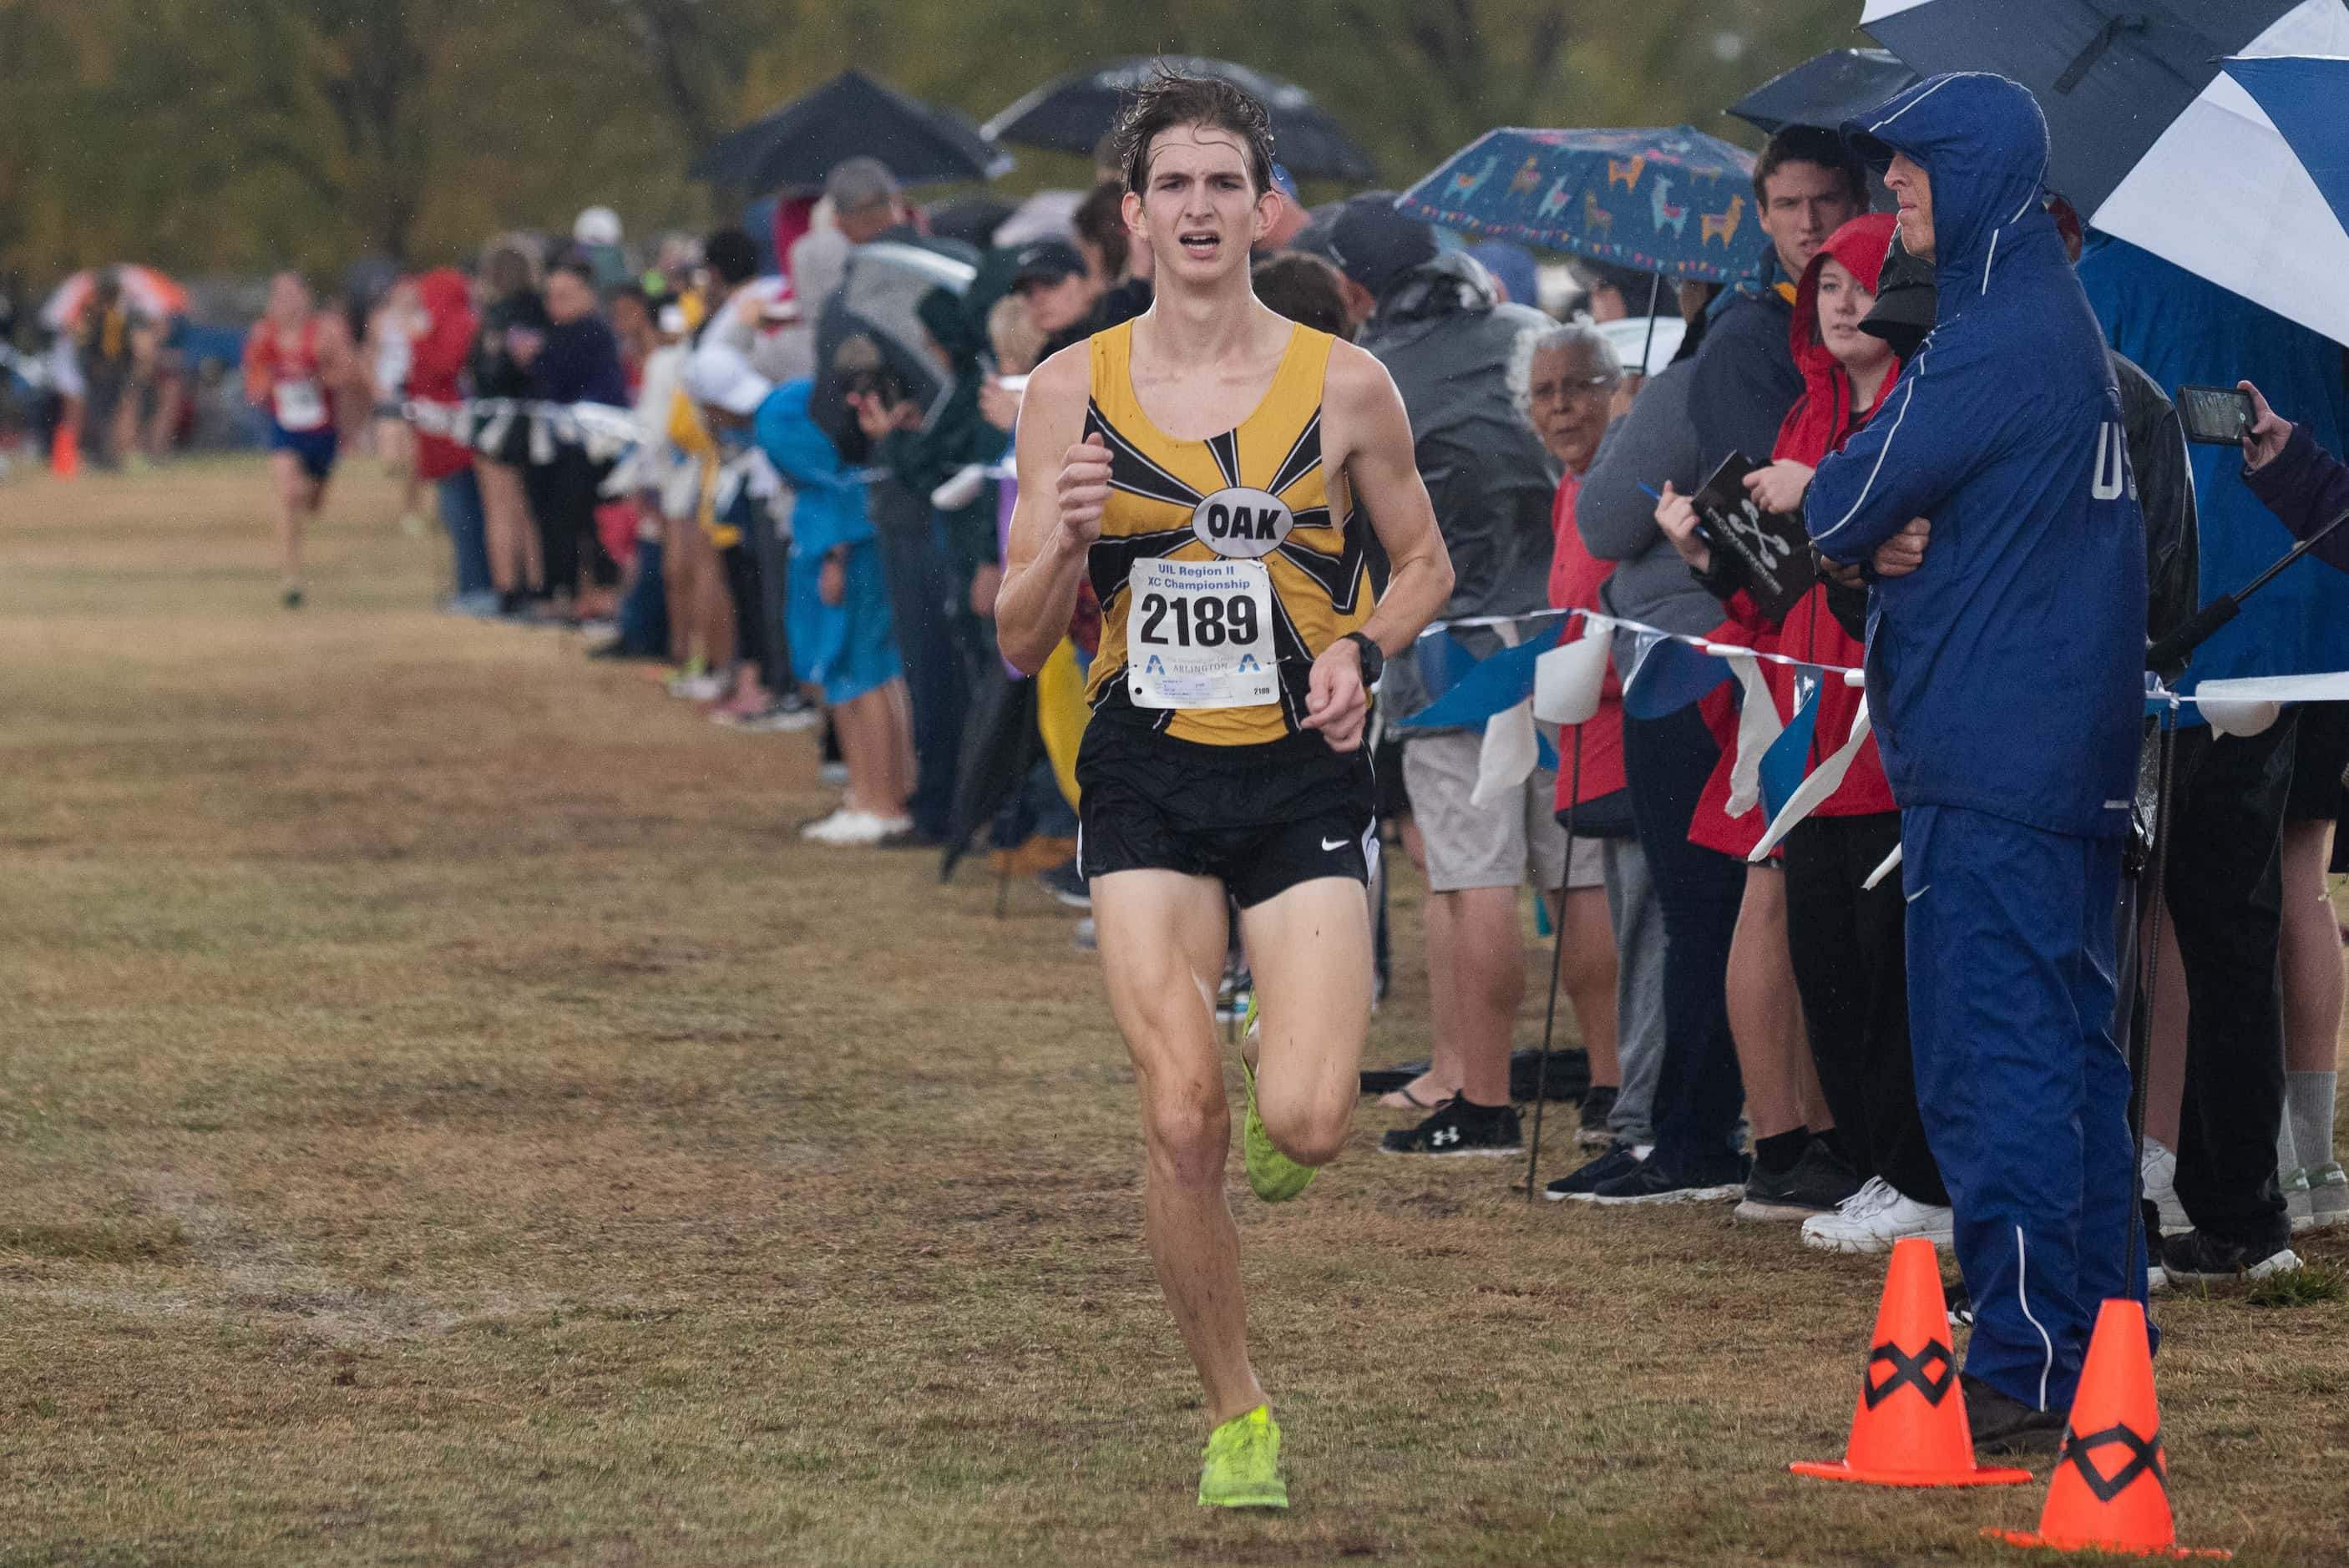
[1638,483,1664,502]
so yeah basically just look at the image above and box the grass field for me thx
[3,458,2345,1566]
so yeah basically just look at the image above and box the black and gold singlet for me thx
[1082,319,1375,747]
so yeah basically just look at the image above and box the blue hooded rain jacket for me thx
[1810,73,2146,842]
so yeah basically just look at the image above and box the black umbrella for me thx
[692,69,1013,193]
[939,662,1039,884]
[984,58,1379,183]
[1729,47,1919,136]
[1860,0,2313,216]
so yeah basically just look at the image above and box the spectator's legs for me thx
[1602,837,1665,1146]
[1555,883,1618,1086]
[1906,804,2127,1412]
[833,679,913,820]
[2164,716,2295,1255]
[524,458,575,606]
[474,457,540,601]
[2139,901,2189,1151]
[1726,866,1810,1148]
[613,527,669,657]
[435,469,493,604]
[716,541,772,714]
[2280,815,2342,1177]
[1623,704,1746,1171]
[869,485,968,842]
[1786,812,1945,1202]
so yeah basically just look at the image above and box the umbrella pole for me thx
[1636,274,1663,377]
[1524,725,1583,1202]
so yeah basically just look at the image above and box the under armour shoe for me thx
[2282,1165,2316,1232]
[1197,1404,1288,1510]
[1572,1149,1749,1205]
[2300,1161,2348,1232]
[1545,1141,1647,1200]
[2159,1227,2302,1285]
[1239,999,1314,1203]
[1576,1085,1619,1148]
[1736,1138,1861,1222]
[2139,1139,2188,1235]
[1962,1373,2065,1457]
[1378,1095,1522,1157]
[1800,1176,1955,1253]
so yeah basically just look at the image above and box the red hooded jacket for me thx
[408,269,478,483]
[1687,214,1902,857]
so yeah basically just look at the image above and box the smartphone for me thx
[2176,383,2254,446]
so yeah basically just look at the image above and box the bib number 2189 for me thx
[1126,556,1278,711]
[1137,589,1258,649]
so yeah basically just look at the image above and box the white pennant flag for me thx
[1723,650,1784,819]
[1534,617,1612,725]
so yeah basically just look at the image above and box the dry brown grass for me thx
[3,458,2345,1566]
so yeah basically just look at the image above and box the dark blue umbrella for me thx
[2222,55,2349,240]
[692,69,1013,193]
[1860,0,2311,215]
[1395,126,1761,284]
[1729,48,1919,137]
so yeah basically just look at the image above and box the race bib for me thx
[273,378,328,432]
[1126,556,1279,711]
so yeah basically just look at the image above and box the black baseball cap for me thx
[1859,230,1935,360]
[1009,239,1087,291]
[1316,193,1439,300]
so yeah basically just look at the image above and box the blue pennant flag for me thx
[1412,624,1486,705]
[1621,633,1730,721]
[1398,623,1564,730]
[1757,682,1822,822]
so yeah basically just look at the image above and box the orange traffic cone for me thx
[1990,1299,2230,1558]
[1793,1237,2033,1486]
[50,419,80,478]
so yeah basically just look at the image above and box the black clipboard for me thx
[1692,451,1817,623]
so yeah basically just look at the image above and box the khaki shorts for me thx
[1401,730,1604,893]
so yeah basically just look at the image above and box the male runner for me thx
[241,271,355,608]
[996,73,1453,1510]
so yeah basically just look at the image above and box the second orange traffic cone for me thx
[1990,1298,2230,1558]
[50,418,80,478]
[1792,1237,2033,1486]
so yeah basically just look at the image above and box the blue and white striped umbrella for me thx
[1862,0,2349,344]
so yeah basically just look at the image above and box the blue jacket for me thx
[2080,237,2349,721]
[1810,73,2144,840]
[752,377,873,559]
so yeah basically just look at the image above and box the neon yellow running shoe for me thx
[1197,1404,1288,1509]
[1239,997,1315,1203]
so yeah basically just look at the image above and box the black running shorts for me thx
[1076,717,1377,908]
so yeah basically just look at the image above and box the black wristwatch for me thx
[1341,630,1385,685]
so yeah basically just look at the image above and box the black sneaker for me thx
[1545,1141,1644,1200]
[2158,1228,2302,1285]
[1962,1373,2065,1456]
[1576,1085,1619,1147]
[1736,1138,1863,1222]
[1572,1149,1749,1205]
[1379,1097,1522,1157]
[1036,858,1091,909]
[1944,1277,1975,1328]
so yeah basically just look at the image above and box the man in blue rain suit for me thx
[1807,73,2148,1454]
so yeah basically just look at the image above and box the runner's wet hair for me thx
[1114,68,1275,198]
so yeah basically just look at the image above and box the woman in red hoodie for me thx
[1656,213,1952,1251]
[403,269,493,612]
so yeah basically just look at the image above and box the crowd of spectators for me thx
[11,78,2346,1454]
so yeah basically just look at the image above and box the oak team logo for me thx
[1190,487,1293,559]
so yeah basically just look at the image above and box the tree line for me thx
[0,0,1858,289]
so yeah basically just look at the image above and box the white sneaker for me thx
[667,672,725,701]
[2301,1161,2348,1232]
[2140,1139,2189,1235]
[1800,1176,1955,1254]
[798,808,907,847]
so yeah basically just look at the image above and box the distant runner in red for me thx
[242,272,355,608]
